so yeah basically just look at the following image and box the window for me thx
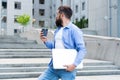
[61,0,63,5]
[82,2,85,10]
[14,15,18,23]
[15,2,21,9]
[39,9,45,16]
[2,2,7,9]
[39,0,45,4]
[2,16,7,23]
[33,9,34,15]
[14,29,18,33]
[14,18,17,23]
[75,5,78,13]
[75,18,78,22]
[33,0,34,4]
[39,21,45,27]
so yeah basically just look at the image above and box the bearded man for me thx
[38,5,86,80]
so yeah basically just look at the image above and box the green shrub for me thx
[74,17,88,29]
[16,14,30,26]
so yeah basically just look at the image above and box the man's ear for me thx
[61,13,64,17]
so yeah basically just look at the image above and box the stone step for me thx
[2,75,120,80]
[0,60,114,67]
[0,49,51,55]
[0,70,120,79]
[0,63,48,67]
[0,36,27,40]
[82,65,119,70]
[0,67,47,73]
[0,59,114,67]
[0,55,52,58]
[0,65,119,73]
[0,72,41,79]
[0,39,37,44]
[1,78,37,80]
[0,60,119,72]
[77,70,120,76]
[0,54,51,59]
[0,52,51,55]
[0,44,47,49]
[0,49,51,52]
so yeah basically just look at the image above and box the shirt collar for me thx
[64,22,72,29]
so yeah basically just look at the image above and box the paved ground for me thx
[76,75,120,80]
[3,75,120,80]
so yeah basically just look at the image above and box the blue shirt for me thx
[45,22,87,67]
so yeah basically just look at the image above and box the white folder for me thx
[52,49,83,69]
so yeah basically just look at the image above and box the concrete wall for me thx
[88,0,109,36]
[84,34,120,67]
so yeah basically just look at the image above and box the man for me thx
[38,5,86,80]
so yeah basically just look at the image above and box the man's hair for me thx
[58,6,72,19]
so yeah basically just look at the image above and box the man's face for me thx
[55,11,63,27]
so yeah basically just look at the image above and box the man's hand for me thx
[40,31,47,43]
[64,64,76,72]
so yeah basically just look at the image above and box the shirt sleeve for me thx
[44,41,54,49]
[73,29,87,66]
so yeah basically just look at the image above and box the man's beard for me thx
[55,18,63,27]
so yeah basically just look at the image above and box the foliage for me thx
[74,17,88,29]
[16,14,30,26]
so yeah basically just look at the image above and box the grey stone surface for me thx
[0,30,120,79]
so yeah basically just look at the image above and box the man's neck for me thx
[62,19,70,27]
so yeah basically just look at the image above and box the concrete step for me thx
[0,65,119,73]
[0,44,47,49]
[0,36,27,40]
[1,78,37,80]
[0,49,51,55]
[0,67,47,73]
[81,65,119,70]
[2,75,120,80]
[0,39,37,44]
[77,70,120,76]
[0,55,52,58]
[0,49,51,58]
[0,49,51,52]
[0,59,115,66]
[0,52,51,55]
[0,70,120,79]
[0,72,41,79]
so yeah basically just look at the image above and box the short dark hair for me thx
[58,6,72,19]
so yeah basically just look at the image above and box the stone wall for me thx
[84,34,120,67]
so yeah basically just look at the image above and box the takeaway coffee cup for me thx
[41,28,48,36]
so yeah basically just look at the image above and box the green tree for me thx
[74,17,88,29]
[16,14,30,32]
[16,14,30,26]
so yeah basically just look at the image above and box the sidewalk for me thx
[76,75,120,80]
[3,75,120,80]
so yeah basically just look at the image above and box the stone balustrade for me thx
[84,34,120,67]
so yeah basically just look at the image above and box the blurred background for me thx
[0,0,120,38]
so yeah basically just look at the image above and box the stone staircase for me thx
[0,36,120,80]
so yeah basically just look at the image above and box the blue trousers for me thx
[38,67,76,80]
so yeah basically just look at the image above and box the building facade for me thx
[0,0,32,35]
[0,0,88,36]
[2,0,119,37]
[87,0,119,37]
[33,0,88,28]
